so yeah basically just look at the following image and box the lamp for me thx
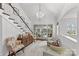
[36,4,44,18]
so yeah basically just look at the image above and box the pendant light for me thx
[36,4,44,18]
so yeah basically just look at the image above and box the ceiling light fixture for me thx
[36,4,44,18]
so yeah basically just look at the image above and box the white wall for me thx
[58,18,77,48]
[20,3,57,37]
[0,16,2,56]
[1,3,32,56]
[33,13,57,37]
[76,10,79,55]
[2,18,23,56]
[58,8,78,55]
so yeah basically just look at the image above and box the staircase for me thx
[0,3,34,56]
[0,3,33,34]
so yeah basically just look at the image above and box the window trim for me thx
[61,34,77,43]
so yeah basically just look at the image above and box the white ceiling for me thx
[19,3,64,20]
[19,3,79,22]
[44,3,65,16]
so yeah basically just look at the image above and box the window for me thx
[63,18,77,39]
[60,9,77,41]
[34,24,53,38]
